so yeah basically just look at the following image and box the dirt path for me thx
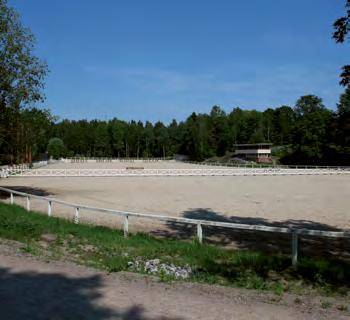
[0,242,348,320]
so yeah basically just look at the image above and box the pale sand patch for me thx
[1,174,349,230]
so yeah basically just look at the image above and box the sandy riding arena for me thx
[1,160,349,255]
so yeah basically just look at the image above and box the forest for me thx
[1,91,349,165]
[0,0,349,166]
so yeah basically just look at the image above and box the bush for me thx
[47,138,65,159]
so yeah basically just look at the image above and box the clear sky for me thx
[8,0,350,123]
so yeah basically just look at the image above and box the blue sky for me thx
[9,0,350,123]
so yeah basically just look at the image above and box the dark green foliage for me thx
[47,137,65,159]
[46,92,349,165]
[281,96,332,164]
[332,1,350,86]
[0,0,49,164]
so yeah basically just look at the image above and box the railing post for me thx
[10,192,14,205]
[123,215,129,237]
[74,207,79,224]
[292,230,298,266]
[26,196,30,211]
[48,201,52,217]
[197,223,203,244]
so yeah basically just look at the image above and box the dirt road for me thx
[0,242,347,320]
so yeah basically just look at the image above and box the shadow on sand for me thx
[0,186,53,199]
[0,267,182,320]
[152,208,350,260]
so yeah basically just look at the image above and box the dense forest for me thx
[0,0,349,166]
[1,91,349,165]
[48,92,349,165]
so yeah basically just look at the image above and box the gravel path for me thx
[0,241,348,320]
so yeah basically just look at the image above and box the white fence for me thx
[62,157,172,163]
[185,160,350,170]
[2,167,350,178]
[0,186,349,266]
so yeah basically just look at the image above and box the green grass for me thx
[0,202,349,295]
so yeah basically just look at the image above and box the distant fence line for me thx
[0,186,349,266]
[184,160,350,171]
[2,167,350,178]
[63,157,173,163]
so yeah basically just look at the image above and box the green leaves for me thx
[47,138,66,159]
[0,0,49,164]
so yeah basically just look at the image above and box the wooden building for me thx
[234,143,272,163]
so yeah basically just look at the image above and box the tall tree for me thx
[287,95,332,164]
[0,0,48,163]
[335,87,350,160]
[333,0,350,87]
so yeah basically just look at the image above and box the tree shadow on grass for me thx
[0,267,182,320]
[152,208,350,260]
[0,186,53,199]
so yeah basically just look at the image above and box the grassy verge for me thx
[0,202,349,296]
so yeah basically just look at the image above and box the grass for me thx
[0,202,349,296]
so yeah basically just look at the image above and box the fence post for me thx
[48,201,52,217]
[123,215,129,237]
[10,192,14,205]
[292,230,298,266]
[74,207,79,224]
[26,196,30,211]
[197,223,203,244]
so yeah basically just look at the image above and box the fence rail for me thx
[2,167,350,178]
[0,186,349,266]
[62,157,172,163]
[184,160,350,170]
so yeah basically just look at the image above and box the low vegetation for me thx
[0,202,349,297]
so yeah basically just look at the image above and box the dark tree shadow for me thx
[0,267,183,320]
[152,208,350,260]
[0,186,53,199]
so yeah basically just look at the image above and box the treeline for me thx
[1,90,349,165]
[48,91,349,165]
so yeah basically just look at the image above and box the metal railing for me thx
[0,186,349,266]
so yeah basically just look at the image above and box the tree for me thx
[109,119,126,157]
[335,87,350,160]
[333,0,350,87]
[294,95,326,117]
[285,95,332,164]
[21,108,54,162]
[47,138,65,159]
[0,0,48,163]
[209,106,229,156]
[94,122,111,157]
[153,121,169,158]
[273,106,294,145]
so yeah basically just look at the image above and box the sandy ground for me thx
[0,240,348,320]
[1,161,349,255]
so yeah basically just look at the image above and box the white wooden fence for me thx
[2,167,350,177]
[62,157,172,163]
[0,186,349,266]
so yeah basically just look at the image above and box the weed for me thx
[337,304,348,311]
[294,297,302,304]
[321,301,332,309]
